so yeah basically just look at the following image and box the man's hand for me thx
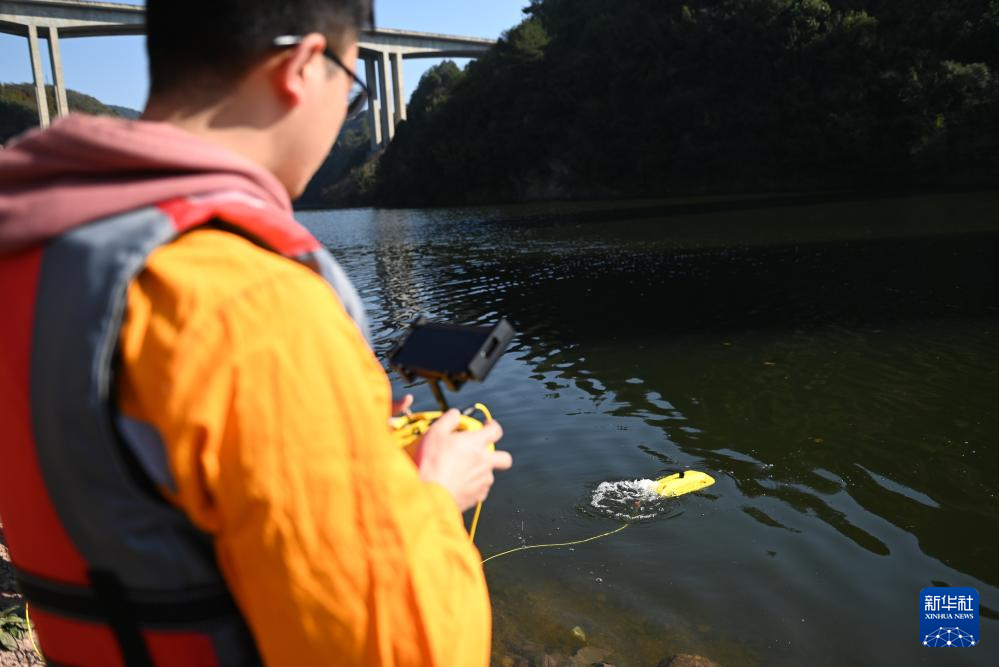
[417,409,512,512]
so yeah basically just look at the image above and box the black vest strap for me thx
[89,569,154,667]
[15,566,241,626]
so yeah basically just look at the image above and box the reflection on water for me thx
[301,192,999,666]
[369,211,427,329]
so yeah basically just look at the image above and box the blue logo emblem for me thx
[920,587,979,647]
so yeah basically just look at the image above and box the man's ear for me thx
[271,33,328,106]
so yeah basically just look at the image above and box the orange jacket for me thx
[117,227,491,666]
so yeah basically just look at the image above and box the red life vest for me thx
[0,193,363,666]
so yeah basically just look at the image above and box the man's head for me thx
[144,0,373,198]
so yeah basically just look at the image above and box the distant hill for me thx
[295,63,470,209]
[0,80,366,209]
[0,82,139,143]
[108,104,141,120]
[295,111,375,209]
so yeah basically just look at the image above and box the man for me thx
[0,1,511,664]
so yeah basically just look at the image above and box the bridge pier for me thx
[391,51,406,127]
[23,25,72,127]
[26,24,50,127]
[364,50,406,151]
[363,57,382,151]
[48,26,70,119]
[376,50,394,145]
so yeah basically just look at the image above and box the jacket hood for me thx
[0,114,292,254]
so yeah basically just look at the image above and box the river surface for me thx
[299,192,999,666]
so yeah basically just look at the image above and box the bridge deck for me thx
[0,1,496,49]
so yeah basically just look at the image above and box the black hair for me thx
[146,0,373,96]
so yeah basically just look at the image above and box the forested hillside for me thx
[0,83,136,143]
[374,0,999,206]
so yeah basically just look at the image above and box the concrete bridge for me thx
[0,0,495,149]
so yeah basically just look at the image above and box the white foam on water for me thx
[590,479,667,521]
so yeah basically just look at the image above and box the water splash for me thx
[590,479,677,521]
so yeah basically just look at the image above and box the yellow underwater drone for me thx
[655,470,715,497]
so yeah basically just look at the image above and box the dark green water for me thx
[300,192,999,666]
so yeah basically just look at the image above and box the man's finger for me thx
[479,419,504,443]
[490,450,513,471]
[391,394,414,415]
[430,408,462,433]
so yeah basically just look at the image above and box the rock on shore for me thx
[1,522,44,667]
[656,654,721,667]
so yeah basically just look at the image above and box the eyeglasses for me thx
[272,35,371,116]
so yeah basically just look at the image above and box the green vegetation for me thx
[296,113,375,208]
[307,61,470,209]
[0,81,368,209]
[0,605,27,652]
[373,0,999,207]
[0,82,137,143]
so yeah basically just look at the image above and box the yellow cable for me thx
[469,503,485,542]
[481,523,630,564]
[25,603,41,660]
[468,403,492,543]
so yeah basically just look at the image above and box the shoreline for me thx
[293,184,999,213]
[0,524,43,667]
